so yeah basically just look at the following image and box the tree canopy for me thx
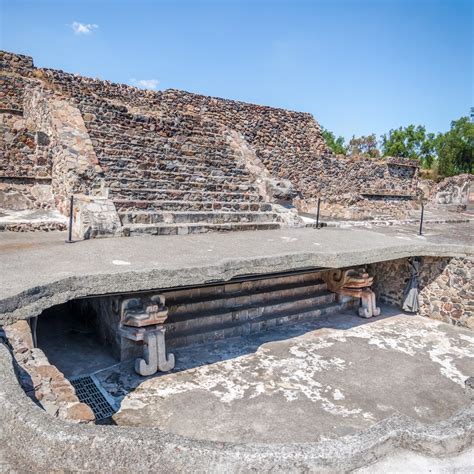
[321,115,473,177]
[320,127,346,155]
[348,134,380,159]
[436,117,473,176]
[380,125,436,168]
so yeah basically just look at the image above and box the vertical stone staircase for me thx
[73,95,282,235]
[161,271,349,347]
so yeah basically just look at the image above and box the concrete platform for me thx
[94,308,474,444]
[1,222,472,325]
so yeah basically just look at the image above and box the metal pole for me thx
[65,195,74,243]
[316,197,321,228]
[419,201,424,236]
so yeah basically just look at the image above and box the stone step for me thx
[167,280,330,317]
[114,199,273,213]
[109,177,259,193]
[95,154,237,170]
[111,188,262,203]
[94,141,237,155]
[90,132,230,149]
[103,163,250,180]
[98,158,240,176]
[166,302,344,348]
[164,272,326,302]
[122,221,281,236]
[166,291,335,335]
[104,168,254,185]
[83,111,226,133]
[119,211,279,225]
[87,128,230,150]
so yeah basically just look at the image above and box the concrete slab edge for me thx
[1,243,472,325]
[0,343,472,472]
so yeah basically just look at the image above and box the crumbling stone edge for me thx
[1,242,472,326]
[0,343,472,471]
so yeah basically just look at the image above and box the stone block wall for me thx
[23,85,110,215]
[418,257,473,329]
[158,89,330,185]
[37,63,419,214]
[0,75,28,112]
[0,73,53,180]
[73,195,122,239]
[0,53,56,211]
[2,49,420,225]
[429,174,473,207]
[368,257,473,330]
[158,90,419,207]
[0,181,55,210]
[0,50,34,77]
[1,320,95,423]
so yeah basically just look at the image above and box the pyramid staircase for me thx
[160,271,350,347]
[75,95,282,235]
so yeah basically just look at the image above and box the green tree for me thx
[381,125,436,168]
[321,127,347,155]
[348,134,380,159]
[436,117,473,176]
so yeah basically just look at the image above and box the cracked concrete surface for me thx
[1,223,472,324]
[96,309,474,445]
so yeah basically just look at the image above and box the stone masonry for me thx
[1,320,95,423]
[1,50,421,237]
[429,174,473,209]
[368,257,473,330]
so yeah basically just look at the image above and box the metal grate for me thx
[70,375,117,421]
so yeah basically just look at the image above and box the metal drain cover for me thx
[70,375,117,421]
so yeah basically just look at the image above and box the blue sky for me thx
[1,0,472,140]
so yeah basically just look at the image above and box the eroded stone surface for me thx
[3,320,95,423]
[1,49,422,235]
[98,311,474,443]
[369,256,473,329]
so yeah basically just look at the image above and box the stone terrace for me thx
[1,50,423,237]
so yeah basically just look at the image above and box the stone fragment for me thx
[65,402,95,422]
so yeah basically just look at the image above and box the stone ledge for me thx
[0,244,471,325]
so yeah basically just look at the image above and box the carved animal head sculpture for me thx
[120,294,169,328]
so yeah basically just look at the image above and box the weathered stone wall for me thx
[0,50,34,76]
[429,174,473,207]
[72,195,122,239]
[0,53,56,212]
[40,66,162,111]
[0,74,28,111]
[159,90,419,204]
[2,49,420,223]
[0,182,54,210]
[23,84,107,214]
[368,257,473,330]
[1,320,94,423]
[0,73,52,180]
[418,257,473,329]
[1,115,53,180]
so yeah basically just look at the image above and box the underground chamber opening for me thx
[36,301,118,378]
[4,258,473,438]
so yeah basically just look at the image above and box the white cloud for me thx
[130,78,160,90]
[70,21,99,35]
